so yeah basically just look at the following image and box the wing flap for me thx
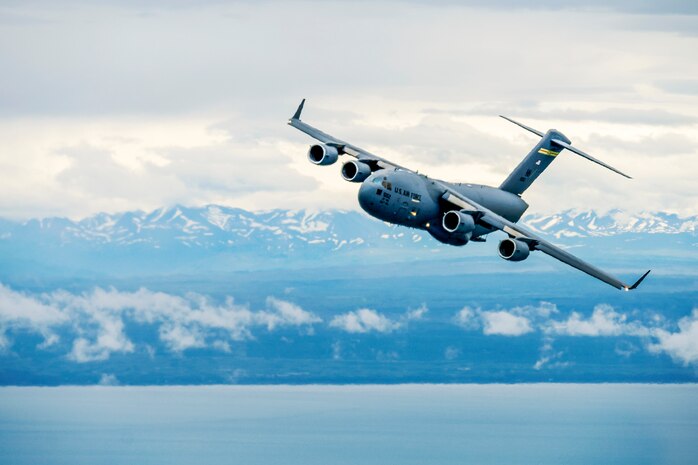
[533,241,627,290]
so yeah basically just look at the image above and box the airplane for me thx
[287,99,650,291]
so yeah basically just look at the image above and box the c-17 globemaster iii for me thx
[288,99,650,291]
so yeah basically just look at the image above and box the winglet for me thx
[291,98,306,120]
[626,270,651,291]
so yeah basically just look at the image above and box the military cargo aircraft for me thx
[288,99,650,291]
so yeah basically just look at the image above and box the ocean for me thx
[1,384,696,465]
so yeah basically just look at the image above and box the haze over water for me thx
[1,384,696,465]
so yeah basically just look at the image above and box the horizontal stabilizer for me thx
[499,115,544,137]
[500,114,633,187]
[551,138,631,179]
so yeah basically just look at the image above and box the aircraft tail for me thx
[498,116,630,196]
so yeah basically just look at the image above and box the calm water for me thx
[0,384,696,465]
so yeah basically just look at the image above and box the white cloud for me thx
[545,304,651,337]
[454,303,553,335]
[331,340,342,360]
[533,337,570,370]
[405,304,429,321]
[444,346,460,360]
[0,3,697,219]
[0,284,69,349]
[648,310,698,365]
[264,297,322,329]
[481,311,533,336]
[454,306,480,330]
[455,302,656,340]
[0,283,322,361]
[212,340,232,353]
[69,311,134,362]
[330,308,401,334]
[533,353,571,371]
[615,340,639,358]
[158,324,206,353]
[329,304,427,334]
[98,373,119,386]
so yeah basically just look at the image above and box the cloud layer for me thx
[649,310,698,366]
[454,301,698,366]
[329,304,427,334]
[1,282,696,367]
[0,2,697,218]
[0,285,322,362]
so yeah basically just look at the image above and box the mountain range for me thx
[0,205,695,278]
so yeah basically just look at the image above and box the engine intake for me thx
[442,210,476,239]
[498,238,530,262]
[341,160,372,182]
[308,144,339,166]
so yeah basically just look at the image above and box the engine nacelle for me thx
[498,238,530,262]
[442,210,476,239]
[308,144,339,166]
[426,222,469,246]
[341,160,372,182]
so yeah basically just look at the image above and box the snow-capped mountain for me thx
[3,205,695,248]
[523,210,698,239]
[2,205,424,251]
[0,206,695,278]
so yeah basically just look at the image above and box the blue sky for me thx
[0,0,696,219]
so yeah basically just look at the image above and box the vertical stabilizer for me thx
[499,127,570,195]
[499,116,632,195]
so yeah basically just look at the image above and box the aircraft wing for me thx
[440,187,650,291]
[288,99,410,171]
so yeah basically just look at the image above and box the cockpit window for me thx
[381,180,392,191]
[373,177,382,185]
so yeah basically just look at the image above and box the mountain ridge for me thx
[1,205,694,279]
[3,205,696,248]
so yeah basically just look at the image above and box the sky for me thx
[0,0,697,220]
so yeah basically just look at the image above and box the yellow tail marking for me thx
[537,148,560,156]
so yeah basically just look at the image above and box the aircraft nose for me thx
[358,175,389,213]
[358,180,376,211]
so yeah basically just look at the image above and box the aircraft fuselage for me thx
[358,169,529,244]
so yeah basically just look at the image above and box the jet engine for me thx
[442,210,476,239]
[341,160,372,182]
[308,144,339,165]
[498,238,530,261]
[428,210,477,246]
